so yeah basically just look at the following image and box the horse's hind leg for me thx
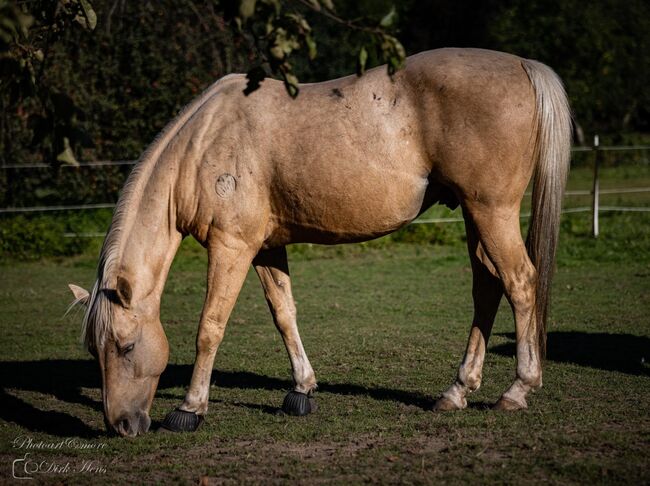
[161,233,256,432]
[435,210,504,411]
[466,204,542,410]
[254,247,318,415]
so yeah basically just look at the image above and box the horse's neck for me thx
[102,76,236,298]
[107,161,183,303]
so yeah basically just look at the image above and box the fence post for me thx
[591,135,600,237]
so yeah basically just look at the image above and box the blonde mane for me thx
[80,75,238,351]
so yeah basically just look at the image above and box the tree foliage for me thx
[221,0,405,97]
[1,0,98,166]
[0,0,648,260]
[399,0,649,136]
[0,0,406,171]
[487,0,649,134]
[0,0,647,176]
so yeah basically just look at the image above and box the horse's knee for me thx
[274,302,297,327]
[196,322,225,354]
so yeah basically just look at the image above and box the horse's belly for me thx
[269,168,430,245]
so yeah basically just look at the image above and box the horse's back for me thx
[185,49,539,247]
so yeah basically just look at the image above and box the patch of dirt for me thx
[107,433,453,484]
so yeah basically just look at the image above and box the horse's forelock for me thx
[81,279,114,353]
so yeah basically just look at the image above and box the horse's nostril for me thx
[137,412,152,435]
[109,412,149,437]
[121,418,129,430]
[116,418,132,436]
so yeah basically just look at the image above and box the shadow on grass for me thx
[490,331,650,376]
[160,365,434,411]
[0,359,433,436]
[5,331,644,436]
[0,360,103,438]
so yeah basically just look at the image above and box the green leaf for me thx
[34,188,57,199]
[391,37,406,65]
[78,0,97,30]
[284,72,299,98]
[239,0,257,21]
[381,35,406,75]
[307,0,321,11]
[0,3,33,40]
[357,46,368,75]
[56,138,79,166]
[380,6,397,28]
[321,0,335,10]
[287,13,311,32]
[269,28,300,60]
[306,34,317,60]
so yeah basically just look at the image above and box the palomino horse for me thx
[69,48,571,436]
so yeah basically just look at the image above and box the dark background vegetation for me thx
[0,0,648,258]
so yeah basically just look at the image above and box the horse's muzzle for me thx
[108,411,151,437]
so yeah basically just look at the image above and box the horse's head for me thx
[69,277,168,437]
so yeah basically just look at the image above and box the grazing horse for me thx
[69,48,571,437]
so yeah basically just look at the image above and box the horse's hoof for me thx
[493,397,526,411]
[159,408,204,432]
[433,397,462,411]
[282,391,315,416]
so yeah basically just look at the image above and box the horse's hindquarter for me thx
[409,49,538,206]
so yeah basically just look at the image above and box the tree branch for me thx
[293,0,386,36]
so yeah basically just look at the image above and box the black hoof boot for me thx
[282,391,316,416]
[159,408,204,432]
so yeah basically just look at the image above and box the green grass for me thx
[0,156,648,483]
[0,204,649,483]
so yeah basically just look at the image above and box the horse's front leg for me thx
[161,233,256,432]
[253,247,318,416]
[435,212,503,410]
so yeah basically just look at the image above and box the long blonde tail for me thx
[521,59,572,357]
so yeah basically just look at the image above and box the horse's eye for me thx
[120,343,135,356]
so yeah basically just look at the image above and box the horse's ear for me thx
[116,276,132,308]
[68,284,90,307]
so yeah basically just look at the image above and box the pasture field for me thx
[0,166,649,484]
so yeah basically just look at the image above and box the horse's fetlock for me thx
[441,383,468,410]
[295,381,317,395]
[458,368,482,392]
[467,379,481,393]
[525,372,542,389]
[518,367,542,390]
[181,397,208,415]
